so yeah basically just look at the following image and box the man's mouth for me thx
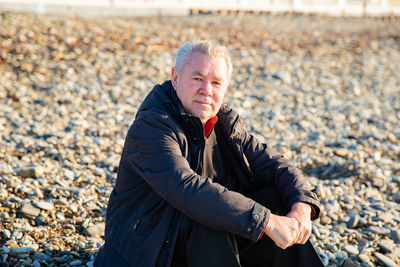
[195,100,211,105]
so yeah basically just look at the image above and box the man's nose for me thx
[199,81,213,95]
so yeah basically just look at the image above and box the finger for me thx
[278,242,289,250]
[297,232,307,244]
[296,225,311,244]
[277,243,284,249]
[300,227,311,244]
[287,228,301,247]
[293,221,306,245]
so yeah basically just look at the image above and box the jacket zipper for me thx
[166,120,204,266]
[133,199,161,231]
[133,218,141,231]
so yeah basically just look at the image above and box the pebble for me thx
[374,252,398,267]
[2,229,11,239]
[17,166,44,178]
[34,251,52,262]
[2,246,10,253]
[343,245,359,255]
[34,201,54,211]
[0,11,399,267]
[11,246,35,254]
[70,260,82,265]
[391,230,400,244]
[20,204,41,217]
[366,226,391,235]
[378,239,395,253]
[358,253,372,265]
[54,255,69,264]
[347,213,360,228]
[84,224,105,237]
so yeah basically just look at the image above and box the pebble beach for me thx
[0,11,400,266]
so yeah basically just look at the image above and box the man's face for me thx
[171,52,229,124]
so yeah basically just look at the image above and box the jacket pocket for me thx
[132,194,164,234]
[132,199,161,232]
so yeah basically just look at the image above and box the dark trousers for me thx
[171,186,325,267]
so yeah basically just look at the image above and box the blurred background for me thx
[0,0,400,16]
[0,1,399,267]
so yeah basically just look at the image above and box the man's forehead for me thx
[191,70,226,81]
[185,54,227,73]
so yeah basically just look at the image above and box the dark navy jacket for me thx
[94,81,320,266]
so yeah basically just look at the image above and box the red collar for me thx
[204,116,218,138]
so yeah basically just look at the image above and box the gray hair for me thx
[174,40,232,80]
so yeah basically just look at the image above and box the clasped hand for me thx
[264,202,312,250]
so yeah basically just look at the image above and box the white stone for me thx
[374,252,398,267]
[34,201,54,211]
[343,245,359,255]
[84,223,105,237]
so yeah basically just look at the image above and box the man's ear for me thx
[171,67,178,90]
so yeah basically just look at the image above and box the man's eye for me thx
[194,78,202,81]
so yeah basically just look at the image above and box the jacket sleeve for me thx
[239,121,321,219]
[126,110,269,241]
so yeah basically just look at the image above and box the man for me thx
[95,40,324,267]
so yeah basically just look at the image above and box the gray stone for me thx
[17,253,29,258]
[358,217,368,226]
[374,252,398,267]
[378,239,394,253]
[2,254,8,264]
[68,204,79,213]
[390,229,400,244]
[366,226,390,235]
[2,246,10,253]
[271,71,292,84]
[392,247,400,258]
[0,212,9,219]
[358,253,372,265]
[17,166,44,178]
[327,243,337,251]
[64,169,75,180]
[334,251,347,261]
[343,245,359,255]
[11,246,35,254]
[379,212,394,223]
[54,255,69,263]
[34,251,52,262]
[333,224,346,234]
[321,255,329,266]
[76,241,86,249]
[34,201,54,211]
[20,204,40,217]
[56,212,65,221]
[1,229,11,239]
[70,260,82,266]
[84,223,105,237]
[36,216,47,225]
[312,224,320,237]
[320,215,332,225]
[347,213,360,228]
